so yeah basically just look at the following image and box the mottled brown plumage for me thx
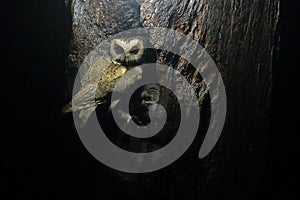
[62,58,128,125]
[62,38,145,126]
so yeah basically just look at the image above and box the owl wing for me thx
[81,56,112,86]
[94,62,127,99]
[62,56,111,114]
[63,58,129,127]
[76,62,127,127]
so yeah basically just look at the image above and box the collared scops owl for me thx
[62,38,145,126]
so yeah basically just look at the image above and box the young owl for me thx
[140,84,160,108]
[62,38,145,126]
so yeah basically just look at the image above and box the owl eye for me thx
[130,45,139,55]
[144,97,151,101]
[114,45,124,55]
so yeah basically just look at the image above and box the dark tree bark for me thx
[66,0,279,199]
[140,0,279,198]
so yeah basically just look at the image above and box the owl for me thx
[140,84,160,108]
[62,38,145,126]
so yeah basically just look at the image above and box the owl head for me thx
[140,84,160,107]
[110,38,145,65]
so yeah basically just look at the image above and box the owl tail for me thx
[78,106,96,127]
[61,99,104,115]
[61,102,72,114]
[61,100,105,127]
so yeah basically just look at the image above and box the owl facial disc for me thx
[110,38,145,65]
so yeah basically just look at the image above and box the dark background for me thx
[3,0,297,199]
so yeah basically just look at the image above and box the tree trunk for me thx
[67,0,279,199]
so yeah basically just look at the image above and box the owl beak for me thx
[125,53,131,60]
[141,97,155,106]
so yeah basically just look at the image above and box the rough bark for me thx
[140,0,279,197]
[66,0,279,199]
